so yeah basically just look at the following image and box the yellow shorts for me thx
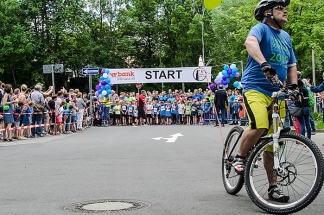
[244,90,286,152]
[244,90,286,134]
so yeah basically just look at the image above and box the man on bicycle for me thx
[235,0,297,202]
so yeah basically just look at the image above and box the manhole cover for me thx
[64,199,151,213]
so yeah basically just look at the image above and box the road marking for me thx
[151,133,183,143]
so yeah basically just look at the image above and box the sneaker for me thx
[311,131,316,135]
[268,187,290,202]
[232,158,246,175]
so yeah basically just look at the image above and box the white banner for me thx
[108,67,212,84]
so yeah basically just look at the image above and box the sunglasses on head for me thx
[273,5,286,11]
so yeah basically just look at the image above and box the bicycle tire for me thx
[245,131,324,214]
[222,126,244,195]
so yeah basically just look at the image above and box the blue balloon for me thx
[105,93,109,98]
[224,65,229,71]
[233,68,239,73]
[230,74,235,79]
[105,85,111,90]
[223,84,228,88]
[222,75,227,81]
[104,78,110,84]
[98,89,103,94]
[99,94,104,99]
[107,89,112,95]
[100,76,105,81]
[226,78,230,84]
[233,81,239,88]
[105,69,110,74]
[222,70,228,76]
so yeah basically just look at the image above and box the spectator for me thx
[137,90,147,125]
[76,92,86,130]
[30,84,45,137]
[214,85,228,127]
[2,84,18,141]
[306,72,324,123]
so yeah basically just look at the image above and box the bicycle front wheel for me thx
[245,131,324,214]
[222,126,244,195]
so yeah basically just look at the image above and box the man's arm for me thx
[245,35,266,65]
[307,80,324,93]
[286,65,298,86]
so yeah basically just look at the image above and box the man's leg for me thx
[31,114,36,137]
[36,114,43,136]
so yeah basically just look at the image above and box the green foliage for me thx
[1,0,324,93]
[315,122,324,130]
[312,111,323,122]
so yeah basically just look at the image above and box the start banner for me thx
[108,67,212,84]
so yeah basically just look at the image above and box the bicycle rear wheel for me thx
[245,132,324,214]
[222,126,244,195]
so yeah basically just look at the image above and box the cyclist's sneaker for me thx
[232,158,246,175]
[268,187,290,202]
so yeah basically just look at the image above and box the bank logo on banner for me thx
[110,71,135,81]
[193,68,208,81]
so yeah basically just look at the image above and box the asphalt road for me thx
[0,125,323,215]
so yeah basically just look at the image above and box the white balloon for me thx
[102,73,108,78]
[230,64,236,69]
[102,90,107,95]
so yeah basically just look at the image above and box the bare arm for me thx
[245,35,266,65]
[286,65,298,86]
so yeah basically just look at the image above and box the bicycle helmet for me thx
[254,0,290,22]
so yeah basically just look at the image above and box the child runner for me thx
[171,101,178,124]
[185,101,191,125]
[121,100,128,126]
[191,99,198,125]
[153,100,159,125]
[113,100,121,125]
[159,101,166,125]
[203,98,211,125]
[22,101,33,138]
[197,104,204,125]
[165,101,172,125]
[133,104,138,126]
[177,100,185,124]
[127,101,134,125]
[146,100,153,125]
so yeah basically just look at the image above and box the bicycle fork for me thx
[271,104,287,176]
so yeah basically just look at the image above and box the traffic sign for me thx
[82,68,99,75]
[43,64,64,74]
[136,83,142,89]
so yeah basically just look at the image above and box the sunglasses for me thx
[273,5,286,11]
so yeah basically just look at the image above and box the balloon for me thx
[105,69,110,74]
[95,85,101,91]
[216,75,222,81]
[230,64,237,69]
[216,80,222,85]
[209,84,215,90]
[105,93,109,98]
[230,74,235,79]
[102,90,107,96]
[107,89,112,95]
[103,73,108,78]
[109,83,114,87]
[233,81,239,88]
[222,75,227,81]
[95,91,99,97]
[100,76,104,81]
[222,80,228,85]
[233,68,239,74]
[204,0,222,10]
[227,68,232,74]
[98,89,103,94]
[222,70,228,76]
[99,94,104,99]
[101,80,106,85]
[234,72,240,78]
[223,84,228,88]
[105,85,111,90]
[104,78,110,84]
[226,78,230,83]
[101,69,105,74]
[223,65,229,71]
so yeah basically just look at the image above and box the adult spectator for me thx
[30,84,45,137]
[109,90,117,103]
[167,93,176,104]
[76,92,86,130]
[306,72,324,123]
[2,84,18,141]
[214,86,228,127]
[192,89,202,101]
[18,84,28,103]
[137,90,146,125]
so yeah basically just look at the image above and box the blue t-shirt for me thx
[229,95,235,106]
[203,102,210,112]
[241,23,297,96]
[159,104,166,116]
[165,104,172,117]
[153,104,159,115]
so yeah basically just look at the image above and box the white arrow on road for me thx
[151,133,183,143]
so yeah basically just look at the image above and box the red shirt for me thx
[137,94,145,107]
